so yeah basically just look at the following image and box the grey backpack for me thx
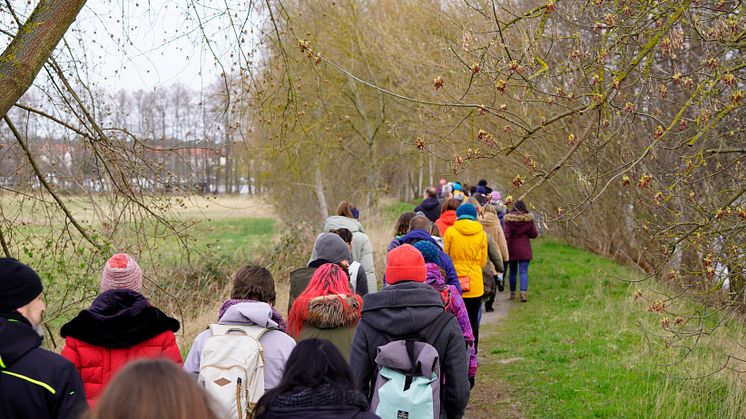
[366,311,453,419]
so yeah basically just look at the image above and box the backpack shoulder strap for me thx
[208,324,273,342]
[419,311,454,345]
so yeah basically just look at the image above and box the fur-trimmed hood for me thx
[504,212,534,222]
[60,289,179,348]
[305,294,361,329]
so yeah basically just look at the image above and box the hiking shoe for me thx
[520,292,527,303]
[496,277,505,292]
[485,305,494,313]
[509,292,516,300]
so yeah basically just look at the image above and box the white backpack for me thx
[348,261,361,292]
[198,324,270,419]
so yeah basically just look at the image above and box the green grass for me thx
[379,199,418,221]
[474,239,746,418]
[35,216,277,346]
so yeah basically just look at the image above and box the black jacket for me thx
[0,313,87,419]
[349,282,470,419]
[415,197,442,222]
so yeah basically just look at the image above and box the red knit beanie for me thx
[386,244,426,284]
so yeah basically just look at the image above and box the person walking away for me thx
[287,264,362,359]
[435,198,460,236]
[415,187,441,222]
[479,206,510,311]
[60,253,182,406]
[350,245,470,419]
[83,359,218,419]
[480,234,504,314]
[313,201,377,289]
[329,228,369,295]
[254,339,378,419]
[476,179,488,195]
[452,183,465,201]
[504,200,539,302]
[444,203,488,353]
[0,258,87,419]
[387,215,461,293]
[291,233,367,308]
[413,241,477,387]
[436,178,447,197]
[184,265,296,416]
[392,211,416,240]
[489,191,507,227]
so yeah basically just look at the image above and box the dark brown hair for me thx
[424,187,437,198]
[330,228,353,244]
[513,200,529,213]
[440,198,461,214]
[84,359,218,419]
[394,211,416,237]
[254,339,357,416]
[231,265,276,305]
[336,201,355,218]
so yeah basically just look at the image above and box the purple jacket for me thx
[387,229,462,293]
[503,211,539,261]
[425,263,477,378]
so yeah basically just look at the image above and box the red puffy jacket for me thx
[60,289,182,406]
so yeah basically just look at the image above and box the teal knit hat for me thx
[413,241,439,264]
[456,203,477,220]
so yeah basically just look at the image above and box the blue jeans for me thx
[508,260,531,292]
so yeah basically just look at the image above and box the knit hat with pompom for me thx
[100,253,142,292]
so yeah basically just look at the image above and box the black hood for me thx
[0,314,42,367]
[419,197,440,210]
[60,289,180,348]
[360,281,444,337]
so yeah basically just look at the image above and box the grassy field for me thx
[0,194,281,349]
[472,240,746,418]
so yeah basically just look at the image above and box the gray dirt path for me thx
[464,291,526,419]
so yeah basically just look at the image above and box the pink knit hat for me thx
[100,253,143,292]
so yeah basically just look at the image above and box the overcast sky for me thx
[1,0,263,93]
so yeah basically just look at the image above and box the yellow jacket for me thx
[444,219,488,298]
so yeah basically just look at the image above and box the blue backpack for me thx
[366,311,454,419]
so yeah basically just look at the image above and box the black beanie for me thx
[0,258,43,311]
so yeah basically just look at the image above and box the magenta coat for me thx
[503,211,539,261]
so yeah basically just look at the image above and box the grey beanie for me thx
[314,233,351,263]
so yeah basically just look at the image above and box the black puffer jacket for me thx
[0,313,87,419]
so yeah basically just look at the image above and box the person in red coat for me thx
[503,200,539,302]
[60,254,182,406]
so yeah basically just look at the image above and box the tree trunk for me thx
[0,0,88,119]
[315,165,329,220]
